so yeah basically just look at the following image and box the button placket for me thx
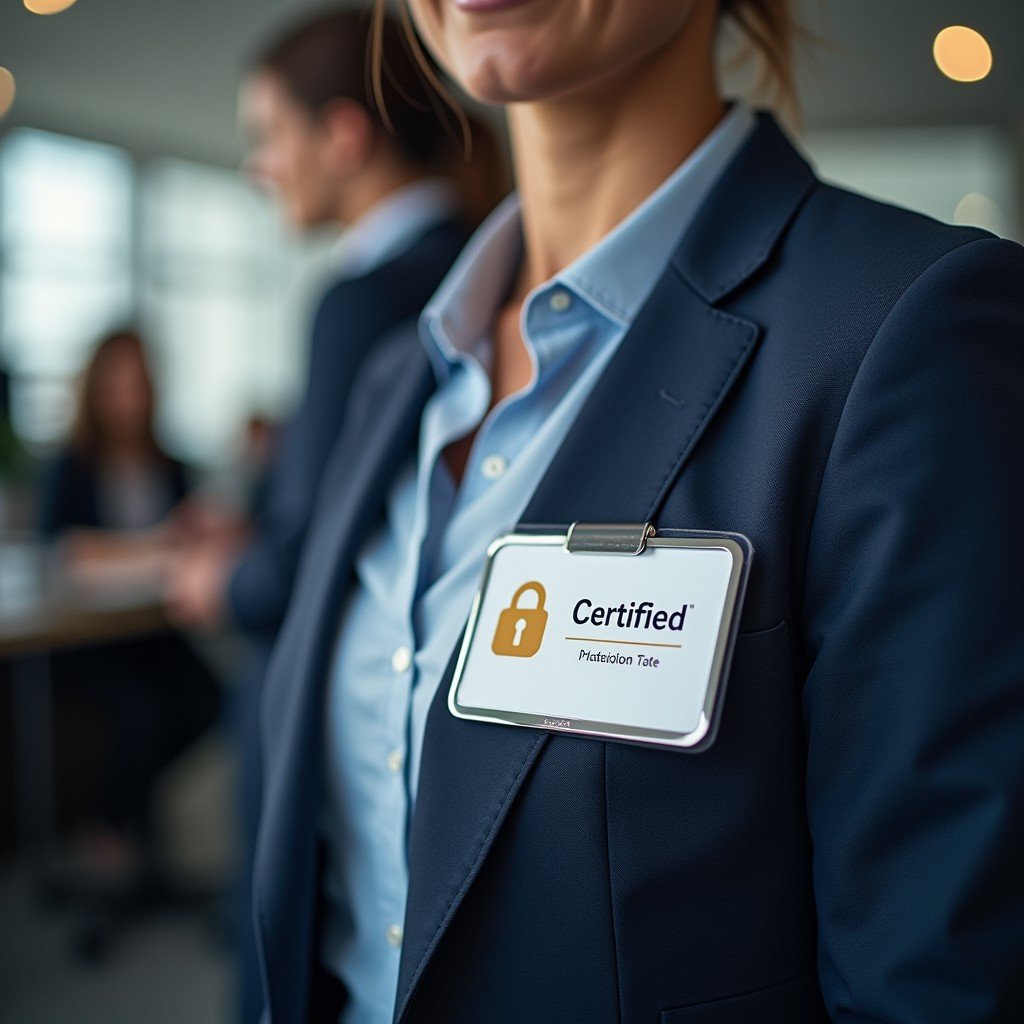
[390,645,412,674]
[481,453,507,479]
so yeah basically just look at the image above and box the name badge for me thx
[448,522,752,751]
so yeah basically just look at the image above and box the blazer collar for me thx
[673,108,815,304]
[395,109,816,1020]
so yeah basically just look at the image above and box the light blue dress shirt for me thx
[319,100,755,1024]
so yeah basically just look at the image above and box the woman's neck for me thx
[506,7,724,302]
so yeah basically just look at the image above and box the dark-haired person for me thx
[167,7,481,633]
[255,1,1024,1022]
[164,9,485,1022]
[40,330,220,886]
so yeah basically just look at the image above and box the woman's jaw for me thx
[408,0,706,107]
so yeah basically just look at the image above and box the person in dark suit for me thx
[254,1,1024,1022]
[40,329,220,881]
[165,6,479,633]
[164,9,480,1022]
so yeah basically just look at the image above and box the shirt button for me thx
[481,453,507,480]
[386,924,403,948]
[386,748,404,773]
[549,289,572,312]
[390,645,412,673]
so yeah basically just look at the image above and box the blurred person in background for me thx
[164,8,501,1022]
[239,415,281,526]
[42,330,184,575]
[39,328,220,889]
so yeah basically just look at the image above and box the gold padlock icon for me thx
[492,581,548,658]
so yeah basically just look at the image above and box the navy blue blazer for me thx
[227,217,470,636]
[254,110,1024,1023]
[39,449,188,536]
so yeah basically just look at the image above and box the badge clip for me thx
[564,521,655,555]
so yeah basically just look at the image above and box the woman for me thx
[255,2,1024,1022]
[40,329,219,882]
[42,330,185,557]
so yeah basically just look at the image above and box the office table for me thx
[1,538,168,856]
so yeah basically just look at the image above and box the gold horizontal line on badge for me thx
[564,636,682,649]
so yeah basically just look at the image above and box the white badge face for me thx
[448,526,751,751]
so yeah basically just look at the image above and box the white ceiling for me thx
[1,0,1023,166]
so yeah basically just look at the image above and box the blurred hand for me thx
[164,541,233,630]
[60,526,177,592]
[168,495,249,548]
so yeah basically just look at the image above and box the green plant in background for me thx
[0,368,31,483]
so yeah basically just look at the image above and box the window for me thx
[801,125,1019,242]
[0,128,317,463]
[0,130,133,442]
[139,157,304,462]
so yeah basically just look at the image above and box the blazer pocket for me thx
[729,618,792,683]
[660,971,826,1023]
[735,618,787,639]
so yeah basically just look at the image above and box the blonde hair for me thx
[718,0,817,118]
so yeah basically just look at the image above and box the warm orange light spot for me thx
[0,68,15,119]
[933,25,993,82]
[24,0,80,14]
[954,193,1005,234]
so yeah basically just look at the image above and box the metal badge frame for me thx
[448,522,752,752]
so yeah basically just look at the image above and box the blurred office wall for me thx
[804,126,1018,240]
[787,1,1023,243]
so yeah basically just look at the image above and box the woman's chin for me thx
[454,37,569,104]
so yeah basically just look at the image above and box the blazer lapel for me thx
[395,109,817,1021]
[257,327,436,1023]
[261,328,435,761]
[288,338,435,696]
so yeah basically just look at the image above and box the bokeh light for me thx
[933,26,993,83]
[953,192,1005,235]
[24,0,80,14]
[0,68,15,119]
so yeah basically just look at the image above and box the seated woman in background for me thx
[42,329,185,579]
[39,329,220,885]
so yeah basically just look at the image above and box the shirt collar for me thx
[557,100,755,326]
[420,100,756,377]
[419,190,523,377]
[334,176,461,280]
